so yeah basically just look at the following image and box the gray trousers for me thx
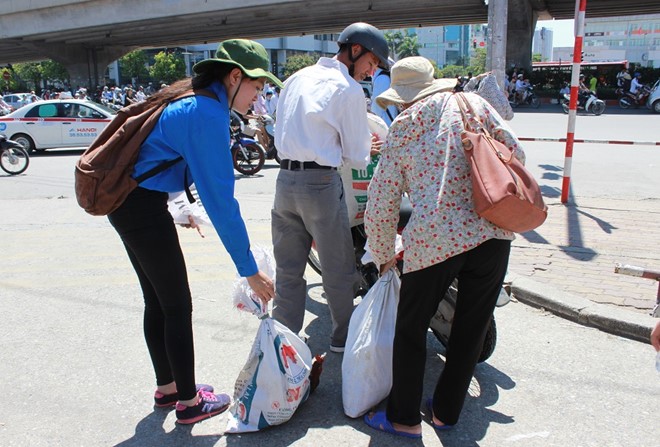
[271,168,358,347]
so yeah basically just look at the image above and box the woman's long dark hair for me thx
[145,63,236,106]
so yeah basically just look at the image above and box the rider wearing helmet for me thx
[514,73,529,104]
[271,22,388,353]
[630,72,644,101]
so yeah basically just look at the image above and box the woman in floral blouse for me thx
[363,57,525,438]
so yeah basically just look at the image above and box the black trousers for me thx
[386,238,511,426]
[108,187,197,401]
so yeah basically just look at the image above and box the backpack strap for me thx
[135,89,219,204]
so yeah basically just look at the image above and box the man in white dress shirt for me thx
[272,22,388,352]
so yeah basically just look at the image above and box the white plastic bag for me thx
[226,247,313,433]
[167,189,212,227]
[342,269,401,418]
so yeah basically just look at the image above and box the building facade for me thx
[533,27,554,61]
[414,25,474,67]
[553,14,659,67]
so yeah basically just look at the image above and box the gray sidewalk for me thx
[506,196,660,343]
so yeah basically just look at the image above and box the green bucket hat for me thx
[193,39,283,88]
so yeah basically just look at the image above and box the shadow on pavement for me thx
[113,410,222,446]
[417,338,516,447]
[520,164,617,262]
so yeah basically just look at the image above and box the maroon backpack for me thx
[75,90,215,216]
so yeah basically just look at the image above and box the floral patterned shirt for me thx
[364,92,526,274]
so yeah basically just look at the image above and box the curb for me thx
[506,273,656,344]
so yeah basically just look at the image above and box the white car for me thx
[646,79,660,114]
[2,92,38,110]
[0,99,116,152]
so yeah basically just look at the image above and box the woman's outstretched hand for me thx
[247,271,275,304]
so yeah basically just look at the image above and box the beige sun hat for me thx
[375,56,456,108]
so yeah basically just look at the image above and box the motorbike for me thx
[618,85,652,109]
[229,119,266,176]
[307,196,509,363]
[259,114,280,163]
[510,85,540,108]
[0,134,30,175]
[560,91,606,116]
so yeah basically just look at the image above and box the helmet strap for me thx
[229,75,243,110]
[346,44,368,78]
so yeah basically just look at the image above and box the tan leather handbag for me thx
[455,93,547,233]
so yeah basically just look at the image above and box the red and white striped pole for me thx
[561,0,587,204]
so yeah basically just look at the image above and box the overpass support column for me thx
[486,0,508,90]
[42,43,128,90]
[506,0,539,73]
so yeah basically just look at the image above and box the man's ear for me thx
[351,43,364,59]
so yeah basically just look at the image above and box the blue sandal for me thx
[425,398,454,431]
[364,411,422,439]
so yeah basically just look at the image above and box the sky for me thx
[536,19,575,47]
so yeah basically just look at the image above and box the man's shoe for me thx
[175,390,231,424]
[154,384,214,408]
[329,345,345,353]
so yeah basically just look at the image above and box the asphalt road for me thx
[1,108,659,446]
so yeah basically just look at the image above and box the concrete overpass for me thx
[1,0,660,89]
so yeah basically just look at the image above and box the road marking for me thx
[519,137,660,146]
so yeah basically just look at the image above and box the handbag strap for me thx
[456,92,514,165]
[455,92,492,137]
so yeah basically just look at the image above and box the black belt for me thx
[280,159,336,171]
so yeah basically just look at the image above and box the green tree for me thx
[41,60,69,85]
[468,48,487,75]
[149,51,186,85]
[532,53,542,62]
[385,30,421,60]
[10,60,69,93]
[120,50,150,84]
[437,64,466,78]
[281,53,317,79]
[397,33,421,58]
[384,31,404,60]
[13,62,42,91]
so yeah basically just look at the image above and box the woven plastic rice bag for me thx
[342,269,401,418]
[341,113,389,227]
[226,247,313,433]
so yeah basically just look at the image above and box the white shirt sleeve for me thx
[333,87,372,169]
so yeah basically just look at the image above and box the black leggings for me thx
[108,187,197,401]
[386,238,511,426]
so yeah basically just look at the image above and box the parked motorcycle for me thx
[619,85,652,109]
[259,114,280,163]
[230,115,265,176]
[561,91,606,115]
[307,196,509,363]
[0,134,30,175]
[510,85,540,108]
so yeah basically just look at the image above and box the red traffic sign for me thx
[2,70,10,80]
